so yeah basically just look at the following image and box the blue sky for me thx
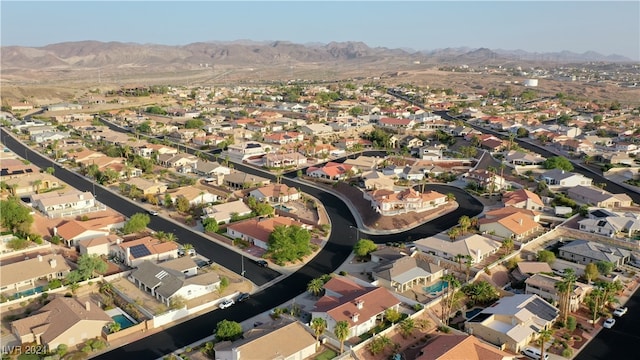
[2,1,639,60]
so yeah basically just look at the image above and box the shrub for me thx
[438,325,451,333]
[562,348,573,358]
[566,316,577,331]
[484,266,491,275]
[413,303,424,311]
[339,271,348,276]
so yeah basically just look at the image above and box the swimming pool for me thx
[466,307,483,319]
[274,204,293,212]
[423,281,448,294]
[112,314,136,329]
[12,285,45,299]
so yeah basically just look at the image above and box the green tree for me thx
[537,328,554,360]
[384,308,402,324]
[56,344,69,357]
[353,238,377,257]
[543,156,574,171]
[536,250,556,265]
[76,254,108,280]
[184,119,205,129]
[566,316,577,331]
[123,213,151,234]
[458,215,471,235]
[502,238,514,254]
[441,274,461,325]
[202,217,219,233]
[334,320,350,354]
[555,268,577,323]
[0,197,34,235]
[461,281,499,306]
[164,193,173,208]
[310,318,327,351]
[584,262,600,283]
[516,127,529,138]
[175,196,191,213]
[596,260,615,276]
[215,320,243,341]
[399,317,415,338]
[267,225,312,265]
[307,278,325,297]
[108,322,121,333]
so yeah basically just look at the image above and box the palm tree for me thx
[108,321,121,334]
[464,255,474,282]
[455,254,465,271]
[32,179,42,194]
[441,274,461,325]
[399,318,415,338]
[446,193,456,202]
[555,268,577,323]
[307,278,324,297]
[458,215,471,235]
[447,227,460,240]
[310,318,326,351]
[487,166,497,198]
[164,233,177,242]
[154,231,168,241]
[334,320,350,354]
[502,238,514,254]
[537,328,554,360]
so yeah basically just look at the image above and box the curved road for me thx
[1,129,482,359]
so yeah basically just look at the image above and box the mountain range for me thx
[0,40,634,82]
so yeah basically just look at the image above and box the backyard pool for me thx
[465,307,484,319]
[423,281,448,294]
[111,314,136,329]
[274,204,294,212]
[12,285,45,299]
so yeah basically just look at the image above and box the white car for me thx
[603,317,616,328]
[613,307,628,317]
[147,210,159,216]
[219,299,234,309]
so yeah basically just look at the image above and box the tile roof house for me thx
[214,319,316,360]
[129,258,220,306]
[511,262,553,282]
[372,253,444,293]
[525,273,592,312]
[378,117,415,129]
[249,184,299,204]
[361,171,396,191]
[464,294,559,353]
[31,191,105,219]
[3,173,61,196]
[168,187,218,206]
[11,297,111,349]
[0,254,71,293]
[504,150,546,166]
[364,188,447,216]
[192,161,231,176]
[567,185,633,208]
[201,200,253,224]
[306,162,356,181]
[158,153,199,172]
[558,240,630,267]
[112,236,179,267]
[465,169,507,191]
[311,276,401,339]
[415,334,515,360]
[478,208,542,241]
[578,215,640,238]
[125,177,168,196]
[414,234,502,264]
[502,189,544,211]
[226,216,311,250]
[0,159,39,179]
[223,171,270,189]
[263,152,308,168]
[539,169,592,188]
[343,155,385,172]
[54,215,126,247]
[78,234,122,256]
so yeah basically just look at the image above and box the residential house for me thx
[111,236,179,267]
[11,298,111,349]
[54,215,125,247]
[400,165,426,181]
[311,276,400,339]
[306,162,356,181]
[78,234,121,256]
[202,200,253,224]
[0,254,71,293]
[464,294,559,353]
[558,240,630,267]
[263,152,307,168]
[3,173,61,196]
[539,169,593,188]
[249,184,299,204]
[129,258,220,306]
[414,234,502,264]
[502,189,544,211]
[525,273,592,312]
[0,159,39,179]
[262,131,304,145]
[567,185,632,208]
[223,171,270,189]
[577,215,640,238]
[227,142,267,161]
[168,187,218,207]
[361,171,396,191]
[598,152,635,166]
[400,136,424,148]
[299,124,334,135]
[465,169,507,192]
[415,334,515,360]
[168,128,207,142]
[364,188,447,216]
[66,149,105,164]
[372,253,444,293]
[31,131,71,143]
[226,216,311,250]
[378,117,415,129]
[125,178,168,196]
[504,150,546,166]
[343,156,384,173]
[31,191,104,219]
[158,153,198,171]
[478,208,542,240]
[192,161,231,177]
[214,319,316,360]
[511,262,553,282]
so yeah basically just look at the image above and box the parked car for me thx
[236,293,250,302]
[522,346,549,360]
[148,210,159,216]
[255,260,268,267]
[613,306,628,317]
[603,317,616,328]
[219,299,235,309]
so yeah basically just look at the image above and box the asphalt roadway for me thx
[1,128,483,359]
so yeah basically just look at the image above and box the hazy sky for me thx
[2,1,639,60]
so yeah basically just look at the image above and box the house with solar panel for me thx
[128,258,220,306]
[111,236,179,267]
[464,294,559,353]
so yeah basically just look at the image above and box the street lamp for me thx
[349,225,360,241]
[241,253,246,282]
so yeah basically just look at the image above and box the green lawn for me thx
[315,349,337,360]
